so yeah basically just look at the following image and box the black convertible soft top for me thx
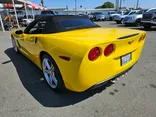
[24,15,100,34]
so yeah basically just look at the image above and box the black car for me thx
[141,8,156,29]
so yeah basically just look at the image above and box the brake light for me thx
[88,47,100,61]
[139,34,146,42]
[104,44,114,56]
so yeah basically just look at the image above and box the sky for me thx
[31,0,156,9]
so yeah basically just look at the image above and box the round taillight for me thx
[88,47,100,61]
[104,44,114,56]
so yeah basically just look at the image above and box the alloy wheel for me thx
[42,58,58,89]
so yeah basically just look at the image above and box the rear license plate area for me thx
[121,53,131,66]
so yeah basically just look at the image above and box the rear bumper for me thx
[115,19,121,22]
[90,62,136,90]
[114,17,122,21]
[95,17,105,20]
[141,20,156,25]
[123,20,136,24]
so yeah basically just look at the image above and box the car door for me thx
[22,19,48,61]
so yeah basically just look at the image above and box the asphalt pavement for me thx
[0,21,156,117]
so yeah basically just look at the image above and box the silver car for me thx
[114,10,138,24]
[105,11,120,21]
[93,12,106,21]
[123,9,148,26]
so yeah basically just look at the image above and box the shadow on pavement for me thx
[5,48,113,107]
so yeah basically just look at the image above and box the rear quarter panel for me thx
[42,35,91,90]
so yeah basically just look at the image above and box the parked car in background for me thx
[114,10,138,24]
[21,18,34,27]
[141,8,156,29]
[78,13,88,17]
[21,15,34,27]
[123,9,148,26]
[88,13,95,21]
[35,10,57,19]
[105,11,120,21]
[92,12,106,21]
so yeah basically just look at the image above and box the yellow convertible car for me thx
[11,15,146,92]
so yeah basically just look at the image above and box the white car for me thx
[22,18,34,27]
[123,9,148,26]
[105,11,120,21]
[114,10,138,24]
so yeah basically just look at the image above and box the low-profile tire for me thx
[135,19,141,27]
[109,17,113,21]
[121,18,124,24]
[143,25,151,29]
[11,36,19,53]
[41,54,66,92]
[116,21,121,24]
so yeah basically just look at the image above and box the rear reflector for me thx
[59,56,71,61]
[88,47,100,61]
[104,44,114,56]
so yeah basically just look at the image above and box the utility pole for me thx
[75,0,77,15]
[136,0,139,9]
[116,0,119,11]
[119,0,122,11]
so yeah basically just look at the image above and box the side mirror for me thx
[15,30,23,35]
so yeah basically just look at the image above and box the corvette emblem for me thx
[128,40,134,45]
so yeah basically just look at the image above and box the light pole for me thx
[12,0,20,28]
[136,0,139,9]
[120,0,122,11]
[116,0,119,11]
[75,0,77,15]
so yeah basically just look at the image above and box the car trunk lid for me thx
[56,28,144,44]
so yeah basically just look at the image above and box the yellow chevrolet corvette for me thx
[11,15,146,92]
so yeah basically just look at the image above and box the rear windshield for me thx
[59,19,98,29]
[136,10,148,14]
[41,11,55,15]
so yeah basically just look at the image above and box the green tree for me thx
[95,1,114,9]
[101,1,114,8]
[95,6,102,9]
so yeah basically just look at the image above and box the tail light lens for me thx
[88,47,100,61]
[104,44,114,56]
[139,34,146,42]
